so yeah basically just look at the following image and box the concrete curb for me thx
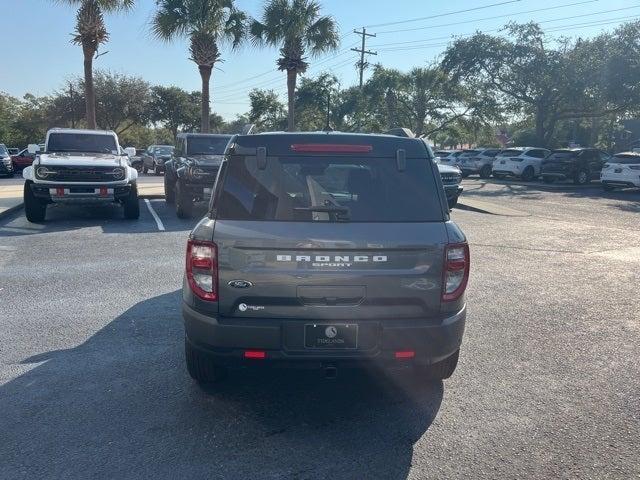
[0,193,166,221]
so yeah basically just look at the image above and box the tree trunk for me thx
[286,69,297,131]
[535,103,546,147]
[199,65,212,133]
[82,44,97,129]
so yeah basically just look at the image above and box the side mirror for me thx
[27,144,41,154]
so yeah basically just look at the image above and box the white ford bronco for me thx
[22,128,140,222]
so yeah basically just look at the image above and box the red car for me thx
[11,148,36,170]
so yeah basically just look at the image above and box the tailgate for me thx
[214,220,447,320]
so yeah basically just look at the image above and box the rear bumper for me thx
[183,302,466,367]
[601,174,640,188]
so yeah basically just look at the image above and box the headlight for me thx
[36,166,56,179]
[111,167,125,180]
[190,166,205,179]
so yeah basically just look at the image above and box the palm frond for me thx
[305,15,339,56]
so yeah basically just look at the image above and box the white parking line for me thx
[144,199,165,231]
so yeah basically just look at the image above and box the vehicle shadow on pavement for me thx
[0,201,200,237]
[1,291,443,480]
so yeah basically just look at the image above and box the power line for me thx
[371,9,640,50]
[375,0,600,35]
[374,15,639,54]
[351,28,377,88]
[364,0,524,28]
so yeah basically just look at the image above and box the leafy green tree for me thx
[250,0,339,131]
[294,73,339,131]
[93,71,151,134]
[58,0,134,129]
[148,86,200,139]
[442,21,640,147]
[151,0,248,133]
[248,89,286,131]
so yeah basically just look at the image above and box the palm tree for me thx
[251,0,339,131]
[61,0,134,129]
[152,0,247,133]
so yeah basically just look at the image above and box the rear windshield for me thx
[47,133,118,154]
[612,154,640,164]
[216,155,443,223]
[187,136,230,155]
[498,149,523,157]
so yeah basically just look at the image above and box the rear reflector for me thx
[99,187,108,197]
[395,351,415,359]
[290,144,373,153]
[56,188,64,196]
[244,350,266,359]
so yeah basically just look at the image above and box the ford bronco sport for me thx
[182,132,469,384]
[22,128,139,222]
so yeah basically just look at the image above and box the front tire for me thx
[155,164,163,176]
[164,175,176,204]
[447,196,458,209]
[123,183,140,219]
[420,349,459,380]
[521,166,535,181]
[24,181,47,222]
[185,338,228,384]
[479,165,492,179]
[175,181,193,218]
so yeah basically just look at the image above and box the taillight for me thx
[186,239,218,301]
[290,144,373,153]
[442,243,470,302]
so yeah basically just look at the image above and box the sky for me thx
[1,0,639,120]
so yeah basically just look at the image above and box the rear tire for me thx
[421,349,459,380]
[479,165,492,179]
[24,181,46,222]
[521,166,535,181]
[142,163,148,174]
[447,196,458,209]
[185,338,228,384]
[574,169,589,185]
[175,181,193,218]
[123,183,140,219]
[164,175,176,204]
[155,164,163,176]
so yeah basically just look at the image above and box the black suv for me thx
[182,132,469,385]
[164,133,232,218]
[541,148,610,185]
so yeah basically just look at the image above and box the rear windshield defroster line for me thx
[215,155,444,223]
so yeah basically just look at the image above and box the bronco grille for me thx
[39,166,124,182]
[440,173,461,185]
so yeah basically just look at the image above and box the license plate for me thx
[305,324,358,349]
[614,168,622,173]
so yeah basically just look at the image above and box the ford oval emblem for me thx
[228,280,253,289]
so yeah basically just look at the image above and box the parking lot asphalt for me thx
[0,181,638,479]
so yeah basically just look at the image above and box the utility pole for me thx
[352,28,377,88]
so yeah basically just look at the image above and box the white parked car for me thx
[492,147,550,181]
[600,152,640,191]
[433,150,463,167]
[22,128,140,222]
[457,148,502,178]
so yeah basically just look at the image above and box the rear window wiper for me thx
[294,204,351,222]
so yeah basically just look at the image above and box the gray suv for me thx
[182,133,469,384]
